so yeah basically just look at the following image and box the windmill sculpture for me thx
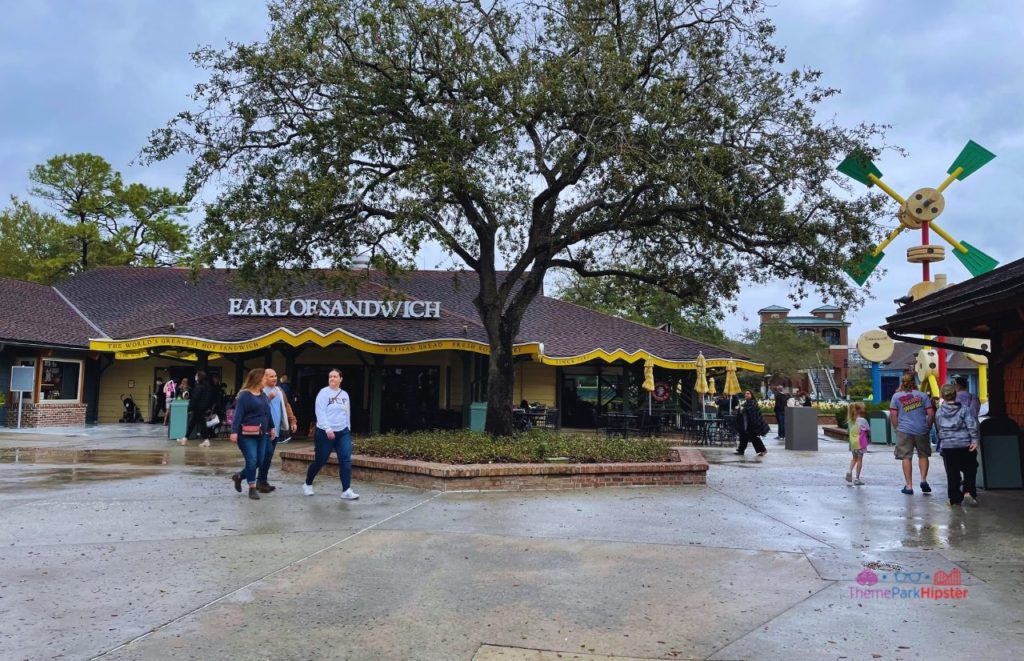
[838,140,999,388]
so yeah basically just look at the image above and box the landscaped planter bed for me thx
[279,447,707,491]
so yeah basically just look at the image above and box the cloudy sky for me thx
[2,0,1021,344]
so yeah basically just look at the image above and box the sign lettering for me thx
[227,298,443,319]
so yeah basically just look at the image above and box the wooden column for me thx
[369,356,384,434]
[461,353,473,428]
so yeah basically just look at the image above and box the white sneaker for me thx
[199,439,211,448]
[302,483,314,496]
[963,493,978,506]
[340,488,359,500]
[177,437,188,445]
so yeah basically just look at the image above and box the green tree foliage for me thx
[26,153,190,274]
[739,322,829,385]
[555,271,726,346]
[145,0,888,435]
[0,197,77,284]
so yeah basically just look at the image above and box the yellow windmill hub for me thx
[899,187,945,228]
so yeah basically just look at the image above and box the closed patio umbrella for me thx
[723,359,742,412]
[694,353,709,406]
[643,359,655,414]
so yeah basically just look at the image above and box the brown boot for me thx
[256,481,276,493]
[248,486,260,500]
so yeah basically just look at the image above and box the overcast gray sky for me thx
[2,0,1021,344]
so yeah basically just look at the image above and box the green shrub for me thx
[353,429,673,464]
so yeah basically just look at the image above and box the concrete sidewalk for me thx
[0,426,1022,660]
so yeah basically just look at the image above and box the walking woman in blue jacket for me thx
[230,368,275,500]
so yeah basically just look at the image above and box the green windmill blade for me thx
[838,150,883,187]
[844,250,885,286]
[948,140,996,180]
[952,241,999,277]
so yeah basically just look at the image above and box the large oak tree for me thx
[146,0,887,435]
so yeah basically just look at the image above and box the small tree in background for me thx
[740,322,829,388]
[26,153,191,274]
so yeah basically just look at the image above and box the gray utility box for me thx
[784,405,818,451]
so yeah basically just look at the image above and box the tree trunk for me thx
[484,322,516,436]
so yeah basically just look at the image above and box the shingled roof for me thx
[883,256,1024,337]
[48,267,752,366]
[0,278,95,348]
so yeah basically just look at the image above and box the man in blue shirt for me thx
[890,373,936,495]
[256,369,297,493]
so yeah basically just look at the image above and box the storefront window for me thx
[40,359,82,402]
[561,367,626,427]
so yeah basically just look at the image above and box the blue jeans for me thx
[237,433,269,484]
[258,438,277,483]
[306,428,352,490]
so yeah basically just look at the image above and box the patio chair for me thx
[711,414,740,446]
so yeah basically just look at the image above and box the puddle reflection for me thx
[0,447,237,468]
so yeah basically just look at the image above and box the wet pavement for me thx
[1,424,1022,660]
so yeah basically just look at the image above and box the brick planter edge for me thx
[279,448,707,491]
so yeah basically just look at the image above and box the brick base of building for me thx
[280,448,707,491]
[5,402,87,427]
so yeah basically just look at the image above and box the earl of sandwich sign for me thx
[229,298,441,319]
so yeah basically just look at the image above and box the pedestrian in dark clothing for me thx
[773,386,787,438]
[151,377,167,424]
[735,390,770,456]
[187,371,216,441]
[935,383,980,506]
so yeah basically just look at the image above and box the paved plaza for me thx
[1,424,1022,660]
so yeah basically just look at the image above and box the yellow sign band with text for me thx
[91,329,762,372]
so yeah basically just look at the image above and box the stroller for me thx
[119,394,143,423]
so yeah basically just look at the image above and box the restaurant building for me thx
[2,267,760,431]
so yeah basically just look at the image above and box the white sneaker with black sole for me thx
[340,488,359,500]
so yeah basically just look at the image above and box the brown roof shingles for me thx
[51,267,747,363]
[0,278,95,348]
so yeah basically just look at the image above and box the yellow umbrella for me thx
[707,376,717,396]
[642,359,655,414]
[723,359,742,413]
[642,359,655,392]
[694,352,708,396]
[724,359,741,395]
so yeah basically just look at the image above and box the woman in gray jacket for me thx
[935,384,980,506]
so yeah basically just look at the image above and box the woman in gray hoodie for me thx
[935,384,980,506]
